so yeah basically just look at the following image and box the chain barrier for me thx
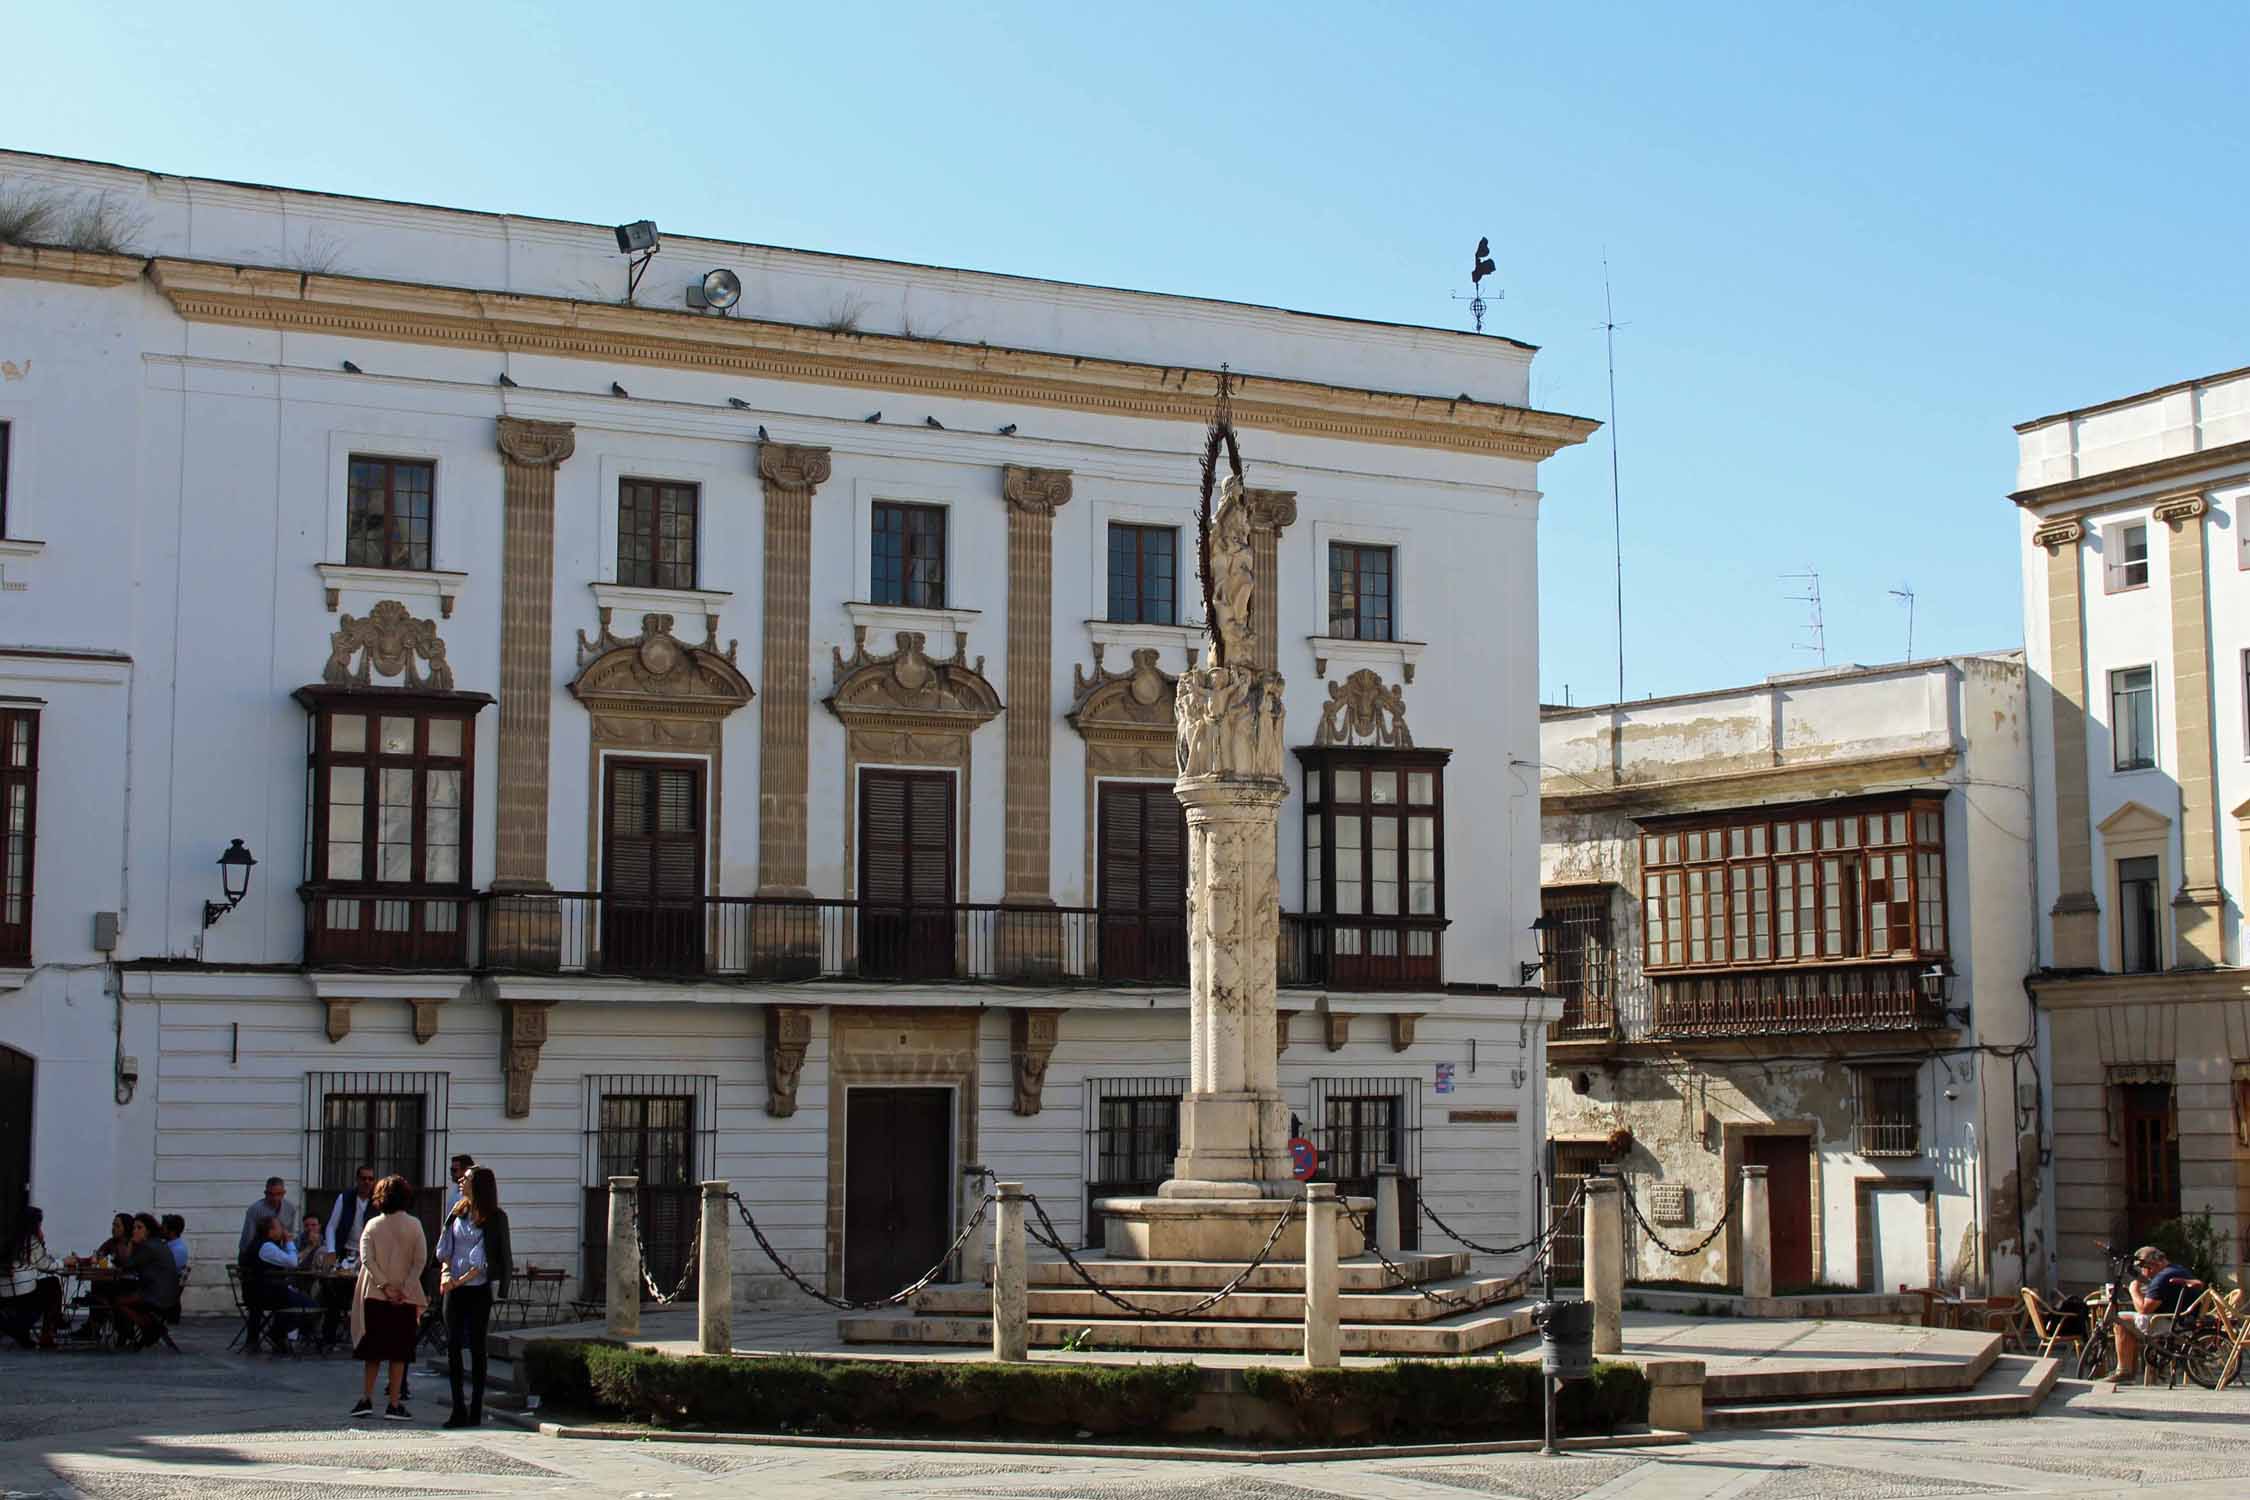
[1417,1179,1589,1261]
[1617,1174,1739,1258]
[1020,1190,1297,1320]
[1344,1180,1585,1312]
[625,1198,703,1305]
[723,1189,995,1312]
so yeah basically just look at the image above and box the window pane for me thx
[427,718,461,757]
[378,767,415,881]
[380,716,415,754]
[1407,771,1435,804]
[1369,771,1397,805]
[1334,769,1362,804]
[331,714,366,753]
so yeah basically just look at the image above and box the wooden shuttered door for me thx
[858,769,955,979]
[602,760,705,974]
[1099,782,1187,982]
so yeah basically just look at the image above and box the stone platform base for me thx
[1095,1193,1369,1261]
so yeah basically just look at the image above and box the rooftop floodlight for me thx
[613,220,661,303]
[687,267,742,313]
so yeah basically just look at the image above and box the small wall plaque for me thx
[1646,1182,1690,1226]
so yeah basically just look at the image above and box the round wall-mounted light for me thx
[699,268,742,311]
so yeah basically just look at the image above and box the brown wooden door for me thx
[2120,1083,2180,1247]
[1098,782,1187,982]
[858,770,954,979]
[1551,1142,1609,1280]
[844,1088,954,1301]
[1745,1135,1814,1289]
[603,760,705,974]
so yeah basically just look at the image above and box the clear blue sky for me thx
[11,2,2246,703]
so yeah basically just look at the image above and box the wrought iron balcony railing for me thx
[1647,962,1942,1037]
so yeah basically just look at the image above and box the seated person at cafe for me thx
[114,1212,182,1348]
[2112,1244,2206,1382]
[253,1214,321,1352]
[1,1206,67,1350]
[162,1215,189,1275]
[67,1212,137,1341]
[296,1214,336,1270]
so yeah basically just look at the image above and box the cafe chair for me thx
[2020,1288,2087,1362]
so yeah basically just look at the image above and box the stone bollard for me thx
[992,1181,1028,1362]
[1740,1164,1773,1302]
[607,1174,640,1340]
[1583,1173,1624,1355]
[1303,1182,1341,1369]
[698,1180,732,1355]
[1374,1164,1404,1259]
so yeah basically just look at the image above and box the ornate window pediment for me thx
[1067,644,1176,748]
[2097,800,2171,840]
[324,600,455,691]
[569,611,753,722]
[825,627,1002,733]
[1314,667,1412,748]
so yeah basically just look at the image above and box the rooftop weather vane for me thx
[1453,235,1502,333]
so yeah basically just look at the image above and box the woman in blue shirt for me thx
[435,1166,511,1427]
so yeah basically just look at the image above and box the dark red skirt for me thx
[353,1298,419,1363]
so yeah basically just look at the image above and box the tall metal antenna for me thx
[1602,256,1625,702]
[1889,582,1916,661]
[1782,569,1826,665]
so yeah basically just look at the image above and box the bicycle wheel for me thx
[2184,1329,2233,1390]
[2078,1328,2115,1380]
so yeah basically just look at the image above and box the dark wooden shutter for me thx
[858,770,955,979]
[908,774,952,905]
[603,761,706,975]
[1098,783,1188,983]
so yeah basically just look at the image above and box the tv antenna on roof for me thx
[1451,235,1502,333]
[1890,582,1916,661]
[1782,569,1826,666]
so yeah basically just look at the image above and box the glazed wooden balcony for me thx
[1646,961,1943,1037]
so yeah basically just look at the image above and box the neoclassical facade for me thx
[2014,364,2250,1292]
[0,150,1591,1306]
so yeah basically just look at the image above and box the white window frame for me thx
[2104,520,2150,593]
[2109,664,2158,772]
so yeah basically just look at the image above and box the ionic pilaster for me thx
[493,417,575,890]
[755,443,832,895]
[1001,466,1072,905]
[1243,488,1297,672]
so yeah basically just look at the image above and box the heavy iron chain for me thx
[1617,1174,1740,1258]
[625,1198,702,1306]
[1419,1179,1587,1259]
[726,1190,996,1313]
[1342,1182,1583,1313]
[1020,1190,1297,1320]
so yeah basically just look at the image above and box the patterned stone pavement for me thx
[3,1321,2246,1499]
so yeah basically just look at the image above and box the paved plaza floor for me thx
[4,1319,2247,1499]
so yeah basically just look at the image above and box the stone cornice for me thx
[0,243,143,287]
[757,441,832,493]
[144,257,1599,461]
[1540,747,1960,815]
[1001,465,1073,516]
[2027,967,2250,1009]
[2010,438,2250,510]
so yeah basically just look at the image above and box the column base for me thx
[1093,1190,1368,1262]
[1172,1090,1293,1186]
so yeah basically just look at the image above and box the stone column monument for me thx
[1097,475,1365,1261]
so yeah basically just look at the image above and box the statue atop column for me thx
[1177,473,1287,782]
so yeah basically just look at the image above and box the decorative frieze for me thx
[766,1004,815,1118]
[323,600,454,690]
[1314,668,1413,748]
[1010,1008,1061,1115]
[756,443,831,896]
[493,417,575,892]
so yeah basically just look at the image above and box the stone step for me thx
[1703,1354,2059,1430]
[916,1274,1524,1325]
[1005,1250,1474,1292]
[1702,1332,2001,1404]
[839,1301,1538,1357]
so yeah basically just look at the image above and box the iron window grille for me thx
[1853,1065,1921,1157]
[582,1074,718,1302]
[1541,886,1616,1036]
[0,707,36,964]
[303,1071,451,1261]
[1307,1075,1423,1249]
[345,456,435,571]
[871,501,947,608]
[1084,1076,1186,1247]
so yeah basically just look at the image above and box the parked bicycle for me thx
[2182,1284,2250,1391]
[2075,1240,2220,1387]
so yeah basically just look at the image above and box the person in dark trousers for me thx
[435,1165,510,1427]
[114,1213,181,1348]
[0,1206,66,1349]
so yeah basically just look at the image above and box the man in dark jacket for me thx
[116,1214,181,1348]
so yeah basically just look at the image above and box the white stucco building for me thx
[1537,656,2040,1296]
[2015,364,2250,1292]
[0,151,1594,1308]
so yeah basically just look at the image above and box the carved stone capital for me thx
[1315,668,1412,749]
[409,998,442,1045]
[1389,1012,1421,1053]
[1242,487,1298,535]
[758,442,832,494]
[496,416,576,469]
[1175,663,1287,780]
[323,998,356,1044]
[1001,465,1073,516]
[323,600,455,691]
[1323,1010,1350,1052]
[2153,491,2209,529]
[1010,1008,1062,1115]
[2032,518,2085,552]
[501,999,555,1119]
[766,1004,815,1117]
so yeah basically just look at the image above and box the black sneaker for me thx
[349,1399,373,1419]
[442,1409,470,1429]
[383,1403,412,1422]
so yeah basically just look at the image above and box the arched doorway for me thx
[0,1045,31,1259]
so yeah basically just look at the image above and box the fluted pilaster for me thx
[1243,488,1297,672]
[493,417,575,890]
[755,443,832,895]
[1001,466,1072,904]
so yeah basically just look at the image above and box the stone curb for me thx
[518,1419,1691,1464]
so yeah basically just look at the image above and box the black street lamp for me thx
[203,839,258,929]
